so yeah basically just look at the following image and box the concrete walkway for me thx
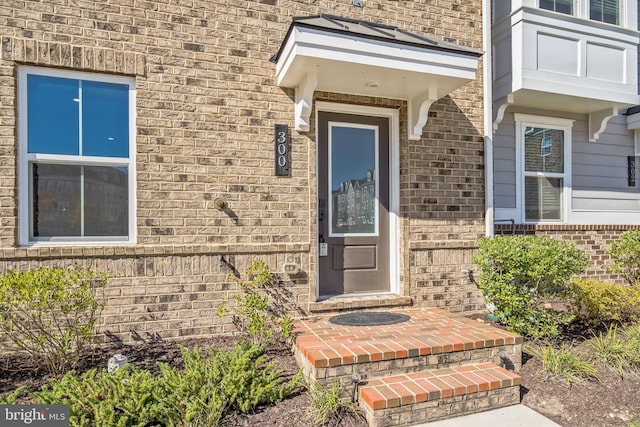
[412,404,562,427]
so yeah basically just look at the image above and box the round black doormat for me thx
[328,311,410,326]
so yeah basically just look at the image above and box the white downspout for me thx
[483,0,495,237]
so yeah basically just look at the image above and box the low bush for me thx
[568,279,640,326]
[606,230,640,285]
[527,344,599,386]
[0,266,105,374]
[473,235,588,339]
[217,260,294,346]
[29,342,301,426]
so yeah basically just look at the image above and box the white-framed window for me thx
[539,0,621,25]
[18,66,136,245]
[589,0,619,24]
[540,0,574,15]
[515,114,573,223]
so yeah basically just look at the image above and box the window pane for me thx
[524,127,564,173]
[84,166,129,236]
[27,75,80,155]
[32,164,129,238]
[590,0,619,24]
[82,81,129,158]
[540,0,574,14]
[331,126,377,234]
[525,177,563,221]
[32,163,81,237]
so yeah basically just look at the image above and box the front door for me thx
[318,111,390,296]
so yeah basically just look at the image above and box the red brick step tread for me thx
[359,363,522,411]
[295,308,523,369]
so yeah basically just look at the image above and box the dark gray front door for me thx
[318,112,390,296]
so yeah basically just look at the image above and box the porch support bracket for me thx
[492,93,514,131]
[589,107,619,142]
[408,87,438,140]
[294,71,317,132]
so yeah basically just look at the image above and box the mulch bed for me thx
[1,319,639,426]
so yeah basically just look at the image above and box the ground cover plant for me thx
[588,324,640,378]
[306,379,362,427]
[27,342,301,426]
[526,343,599,386]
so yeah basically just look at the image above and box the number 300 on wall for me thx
[275,124,290,176]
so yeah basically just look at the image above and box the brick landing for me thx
[295,307,523,372]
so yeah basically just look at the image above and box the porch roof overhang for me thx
[272,15,482,140]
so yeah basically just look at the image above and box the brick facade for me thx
[0,0,486,343]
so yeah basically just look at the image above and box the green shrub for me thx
[606,230,640,285]
[29,342,301,427]
[218,261,294,346]
[306,379,361,427]
[568,279,640,326]
[0,266,105,374]
[473,235,588,339]
[527,344,599,386]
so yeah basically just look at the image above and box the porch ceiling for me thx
[272,15,482,140]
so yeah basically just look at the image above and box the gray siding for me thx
[572,115,640,210]
[493,115,516,209]
[493,110,640,213]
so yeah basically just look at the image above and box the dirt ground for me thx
[1,325,639,427]
[519,347,640,427]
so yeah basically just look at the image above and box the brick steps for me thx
[293,308,524,426]
[359,364,522,427]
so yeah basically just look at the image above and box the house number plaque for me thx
[275,124,290,176]
[629,156,636,187]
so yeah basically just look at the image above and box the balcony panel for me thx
[585,42,624,82]
[493,8,640,113]
[537,33,579,76]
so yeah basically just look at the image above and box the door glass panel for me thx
[329,124,377,235]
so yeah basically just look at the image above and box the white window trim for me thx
[17,66,137,246]
[538,0,626,27]
[515,113,574,224]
